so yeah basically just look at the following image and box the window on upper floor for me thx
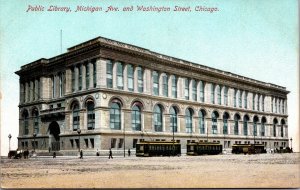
[137,67,144,93]
[52,75,55,98]
[257,94,260,111]
[239,90,242,108]
[78,65,82,90]
[170,106,178,133]
[153,71,159,96]
[93,62,97,88]
[127,64,134,91]
[71,67,75,92]
[33,108,39,134]
[233,89,237,107]
[244,91,248,109]
[117,62,123,90]
[162,73,168,97]
[132,104,142,131]
[23,110,29,135]
[153,104,163,132]
[252,94,255,110]
[171,75,177,98]
[217,85,221,105]
[110,102,121,130]
[185,108,193,133]
[200,81,205,103]
[72,103,80,131]
[87,101,95,130]
[106,61,113,88]
[192,80,197,101]
[86,64,90,88]
[185,78,190,100]
[211,83,215,104]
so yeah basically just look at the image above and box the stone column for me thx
[144,68,151,95]
[123,110,131,130]
[194,116,199,134]
[143,111,152,132]
[178,115,185,133]
[189,79,193,101]
[197,81,200,102]
[165,114,170,132]
[99,59,107,88]
[205,82,211,104]
[82,63,86,90]
[20,83,24,103]
[56,75,60,98]
[65,68,72,94]
[177,77,184,100]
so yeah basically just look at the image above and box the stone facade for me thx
[15,36,289,155]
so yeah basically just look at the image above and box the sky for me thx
[0,0,298,156]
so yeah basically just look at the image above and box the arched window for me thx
[200,81,205,102]
[72,103,80,131]
[127,64,134,91]
[170,106,178,132]
[243,115,249,136]
[280,119,285,137]
[110,102,121,130]
[32,109,39,134]
[153,105,163,132]
[223,112,229,135]
[234,114,241,135]
[273,118,278,137]
[253,116,259,136]
[261,117,266,137]
[185,78,190,100]
[171,75,177,98]
[23,110,29,135]
[132,104,142,131]
[117,62,124,90]
[185,108,193,133]
[106,60,113,88]
[87,101,95,130]
[192,80,197,101]
[162,73,168,97]
[199,110,206,134]
[212,111,219,134]
[137,67,144,93]
[153,71,159,96]
[217,85,221,105]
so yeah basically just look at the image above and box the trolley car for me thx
[136,141,181,157]
[187,142,223,155]
[231,144,266,154]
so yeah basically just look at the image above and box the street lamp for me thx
[8,134,12,151]
[290,137,293,149]
[33,133,37,152]
[77,129,81,152]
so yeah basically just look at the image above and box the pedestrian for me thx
[53,151,56,158]
[128,149,131,156]
[80,150,83,159]
[96,149,100,156]
[48,147,51,153]
[109,148,113,159]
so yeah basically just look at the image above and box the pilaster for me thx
[99,59,107,88]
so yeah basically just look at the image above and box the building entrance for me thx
[48,121,60,151]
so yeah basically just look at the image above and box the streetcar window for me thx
[140,145,144,151]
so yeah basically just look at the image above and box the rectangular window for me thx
[106,61,113,88]
[252,94,255,110]
[78,65,82,90]
[244,91,248,109]
[72,68,75,92]
[84,139,89,148]
[233,89,237,107]
[200,81,205,103]
[75,139,79,149]
[282,99,285,114]
[137,67,144,93]
[271,97,273,113]
[217,86,221,105]
[162,74,168,97]
[192,80,197,101]
[86,64,90,88]
[133,139,138,148]
[32,81,35,100]
[171,75,177,98]
[279,99,281,114]
[153,71,159,95]
[93,62,97,88]
[59,73,63,97]
[275,98,277,113]
[117,62,123,90]
[127,64,134,91]
[90,139,94,148]
[239,90,242,108]
[211,83,215,104]
[185,78,189,100]
[118,138,124,148]
[52,75,55,98]
[257,94,260,111]
[111,138,116,148]
[262,95,265,112]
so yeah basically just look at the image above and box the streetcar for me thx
[187,142,223,155]
[136,141,181,157]
[231,143,266,154]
